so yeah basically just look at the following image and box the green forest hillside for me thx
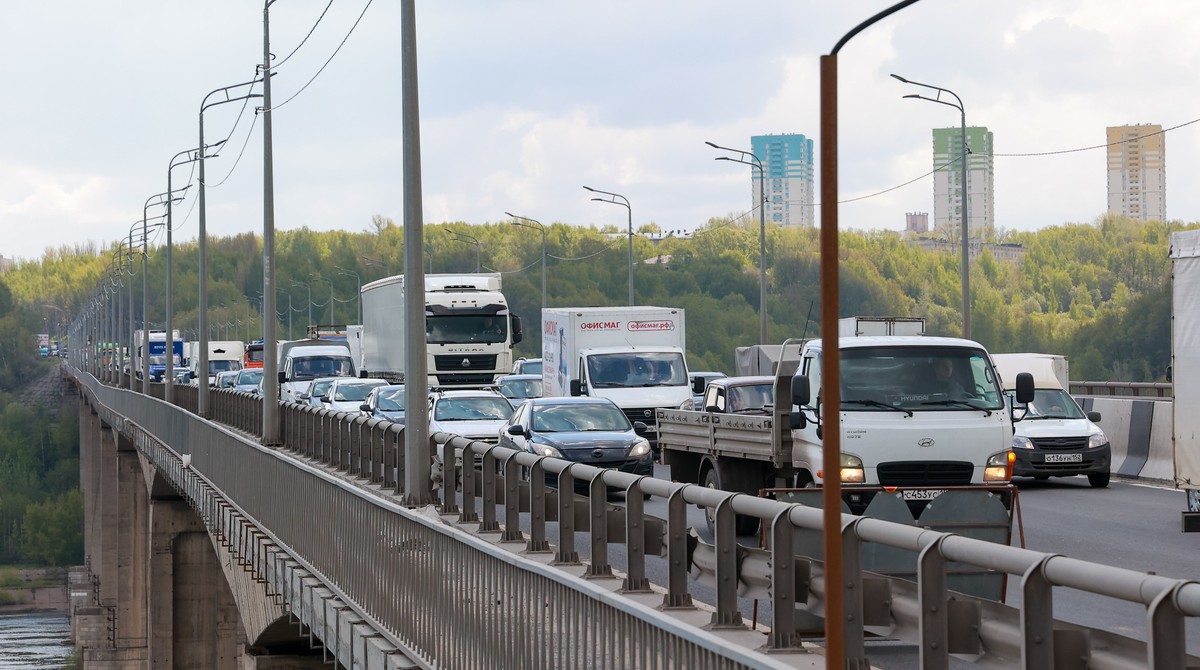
[6,213,1192,381]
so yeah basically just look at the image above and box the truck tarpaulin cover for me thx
[1171,230,1200,490]
[734,344,803,377]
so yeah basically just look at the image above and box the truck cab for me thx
[278,340,357,404]
[572,346,694,437]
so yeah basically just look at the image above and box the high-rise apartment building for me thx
[750,134,815,227]
[931,127,994,240]
[1107,124,1165,222]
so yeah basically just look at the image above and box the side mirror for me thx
[278,371,286,384]
[692,377,706,394]
[569,379,582,396]
[299,393,311,400]
[791,375,811,406]
[511,315,523,344]
[632,421,648,434]
[506,424,526,436]
[360,403,372,413]
[789,410,807,430]
[1014,372,1035,404]
[1087,410,1102,423]
[705,405,721,413]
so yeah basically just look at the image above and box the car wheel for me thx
[1088,471,1110,488]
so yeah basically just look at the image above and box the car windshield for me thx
[149,355,167,365]
[500,378,543,399]
[377,389,406,411]
[516,360,543,375]
[218,374,237,388]
[1009,388,1085,419]
[333,382,383,402]
[426,314,508,344]
[532,403,631,433]
[434,397,513,421]
[310,380,334,398]
[835,346,1004,411]
[728,383,774,413]
[209,360,241,373]
[586,352,688,388]
[236,370,264,385]
[291,355,354,381]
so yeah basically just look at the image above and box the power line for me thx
[273,0,337,69]
[270,0,375,112]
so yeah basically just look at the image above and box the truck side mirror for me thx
[511,315,523,345]
[278,371,286,384]
[1014,372,1035,404]
[789,410,806,430]
[791,375,811,406]
[692,377,706,394]
[569,379,582,396]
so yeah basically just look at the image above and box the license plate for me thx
[901,488,946,501]
[1044,453,1082,463]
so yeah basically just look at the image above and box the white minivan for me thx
[278,340,357,404]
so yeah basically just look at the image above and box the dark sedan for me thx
[498,397,653,490]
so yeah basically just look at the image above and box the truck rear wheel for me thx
[702,463,761,537]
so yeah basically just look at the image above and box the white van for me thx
[992,353,1111,488]
[278,339,357,404]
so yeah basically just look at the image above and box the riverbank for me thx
[0,567,69,614]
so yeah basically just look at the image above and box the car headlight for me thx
[531,443,562,458]
[1012,435,1034,450]
[840,453,865,484]
[985,450,1014,482]
[1088,431,1108,449]
[629,439,651,458]
[679,398,694,410]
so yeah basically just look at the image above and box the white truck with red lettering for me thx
[542,307,695,444]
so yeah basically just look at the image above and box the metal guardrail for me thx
[76,369,1200,668]
[1070,380,1173,398]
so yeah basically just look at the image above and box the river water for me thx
[0,612,72,668]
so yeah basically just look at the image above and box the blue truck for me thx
[135,330,184,382]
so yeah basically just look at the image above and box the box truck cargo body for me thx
[542,307,692,440]
[360,273,521,386]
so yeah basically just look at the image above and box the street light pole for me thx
[706,141,768,345]
[891,72,970,339]
[583,186,634,305]
[261,0,282,445]
[166,146,216,401]
[504,213,547,308]
[141,191,176,394]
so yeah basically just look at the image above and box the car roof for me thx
[708,375,774,388]
[522,396,620,408]
[497,374,542,381]
[330,378,388,386]
[431,389,508,399]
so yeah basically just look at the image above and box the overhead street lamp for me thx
[361,255,392,277]
[199,76,263,417]
[310,274,335,325]
[582,186,634,306]
[504,212,547,309]
[451,231,482,272]
[141,190,185,394]
[706,140,769,345]
[337,267,362,324]
[891,72,970,339]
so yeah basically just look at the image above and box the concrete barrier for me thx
[1075,396,1173,483]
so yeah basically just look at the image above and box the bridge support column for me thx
[149,499,242,669]
[116,434,149,650]
[98,417,120,611]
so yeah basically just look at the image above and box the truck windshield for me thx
[587,352,688,388]
[839,346,1003,411]
[209,360,241,374]
[426,315,508,344]
[292,356,355,381]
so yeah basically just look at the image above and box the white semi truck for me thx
[542,306,694,444]
[1170,229,1200,530]
[660,334,1034,533]
[359,273,522,387]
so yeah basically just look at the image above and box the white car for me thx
[319,378,389,413]
[428,389,515,446]
[299,376,345,407]
[233,369,265,394]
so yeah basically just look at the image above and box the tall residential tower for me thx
[1107,124,1165,222]
[931,126,994,240]
[750,134,815,227]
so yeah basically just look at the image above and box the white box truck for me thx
[837,316,926,337]
[542,307,694,443]
[1171,229,1200,529]
[359,273,522,387]
[186,340,246,386]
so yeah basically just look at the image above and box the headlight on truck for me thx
[1012,435,1034,450]
[629,439,651,458]
[679,398,694,410]
[840,453,865,484]
[984,450,1015,482]
[1088,431,1108,448]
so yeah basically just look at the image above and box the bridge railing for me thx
[1070,380,1172,398]
[87,372,1200,668]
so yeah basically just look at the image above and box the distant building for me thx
[905,212,929,234]
[750,134,815,227]
[910,237,1025,263]
[1106,124,1165,222]
[931,127,994,240]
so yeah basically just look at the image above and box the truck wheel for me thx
[702,465,760,536]
[1087,471,1110,488]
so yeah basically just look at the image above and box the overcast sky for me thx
[2,1,1197,262]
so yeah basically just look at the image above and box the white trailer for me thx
[1170,230,1200,529]
[360,273,521,386]
[542,306,693,442]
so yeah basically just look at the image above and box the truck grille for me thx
[621,407,659,427]
[877,461,973,487]
[436,373,497,386]
[434,354,497,371]
[1029,436,1089,450]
